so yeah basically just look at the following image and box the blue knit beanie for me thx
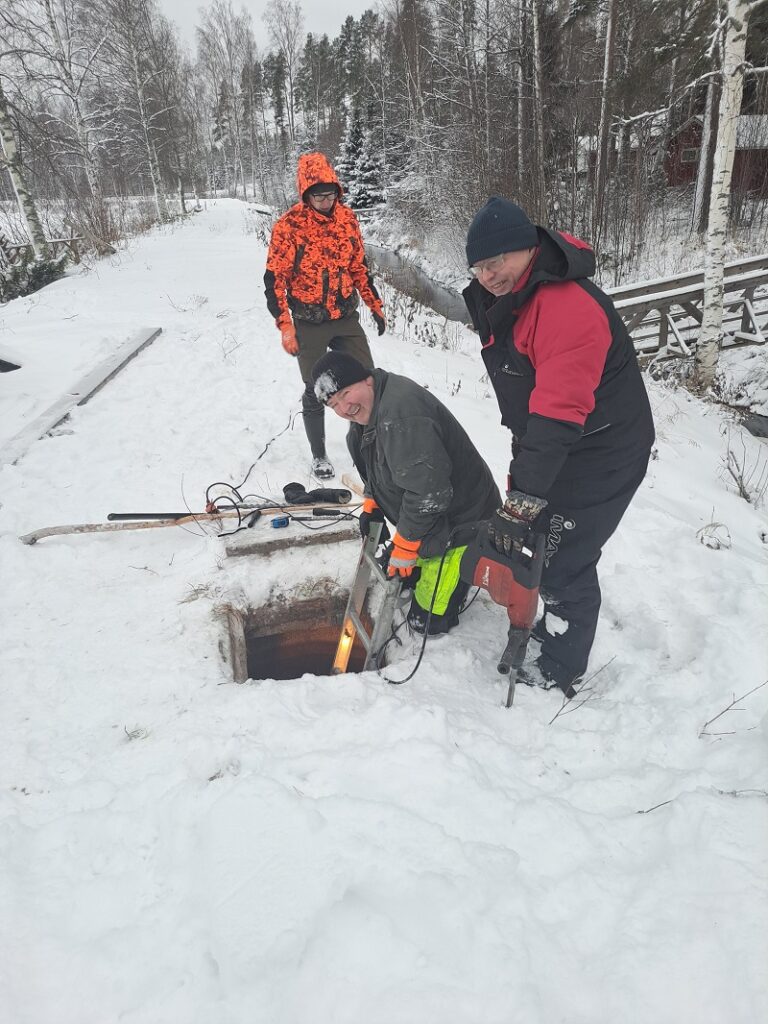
[465,197,538,266]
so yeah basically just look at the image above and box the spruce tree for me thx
[349,131,385,209]
[336,110,364,194]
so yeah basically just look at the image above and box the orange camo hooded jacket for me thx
[264,152,384,331]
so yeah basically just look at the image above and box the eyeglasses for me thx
[469,252,509,276]
[310,190,337,202]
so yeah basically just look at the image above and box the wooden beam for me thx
[19,502,355,545]
[0,327,162,467]
[225,524,360,557]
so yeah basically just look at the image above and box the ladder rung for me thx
[362,550,389,584]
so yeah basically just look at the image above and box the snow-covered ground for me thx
[1,199,767,1024]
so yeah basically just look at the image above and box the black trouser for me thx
[295,313,373,458]
[533,451,650,686]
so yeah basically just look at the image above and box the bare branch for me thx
[699,680,768,737]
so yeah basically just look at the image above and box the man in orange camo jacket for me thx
[264,152,386,480]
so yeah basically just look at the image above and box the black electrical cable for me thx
[210,495,246,537]
[205,481,245,507]
[459,587,481,615]
[215,496,363,539]
[222,489,362,532]
[282,505,362,531]
[374,617,406,670]
[230,409,301,493]
[203,408,301,508]
[382,527,461,686]
[377,585,478,675]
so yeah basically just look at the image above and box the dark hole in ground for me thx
[246,621,369,680]
[230,584,379,682]
[0,359,20,373]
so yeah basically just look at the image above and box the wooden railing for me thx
[0,235,82,265]
[607,254,768,357]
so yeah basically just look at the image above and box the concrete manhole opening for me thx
[221,580,380,682]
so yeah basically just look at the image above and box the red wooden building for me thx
[665,114,768,192]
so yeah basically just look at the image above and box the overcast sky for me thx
[159,0,377,51]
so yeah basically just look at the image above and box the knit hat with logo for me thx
[312,351,372,404]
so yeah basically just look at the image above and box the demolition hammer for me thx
[455,521,545,707]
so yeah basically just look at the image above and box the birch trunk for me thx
[0,81,49,259]
[129,43,168,222]
[531,0,547,221]
[593,0,617,247]
[691,74,718,234]
[695,0,751,390]
[42,0,104,205]
[516,4,525,194]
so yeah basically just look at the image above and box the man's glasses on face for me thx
[310,190,337,203]
[469,252,508,277]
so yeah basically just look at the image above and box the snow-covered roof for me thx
[666,113,768,150]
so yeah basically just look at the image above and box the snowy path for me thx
[1,200,767,1024]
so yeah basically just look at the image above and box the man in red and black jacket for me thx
[463,197,654,696]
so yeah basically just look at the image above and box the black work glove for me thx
[359,499,390,543]
[488,489,548,558]
[373,311,386,336]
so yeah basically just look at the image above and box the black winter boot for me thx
[406,581,470,636]
[518,653,580,699]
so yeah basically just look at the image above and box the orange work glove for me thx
[281,323,299,356]
[387,532,421,578]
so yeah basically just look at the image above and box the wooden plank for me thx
[341,472,365,497]
[0,327,162,467]
[75,326,162,405]
[225,524,360,557]
[223,607,249,684]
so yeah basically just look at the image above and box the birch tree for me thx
[695,0,768,390]
[691,71,719,232]
[1,0,107,205]
[97,0,170,221]
[530,0,548,222]
[0,76,49,256]
[263,0,303,142]
[241,42,268,201]
[593,0,618,246]
[197,0,251,197]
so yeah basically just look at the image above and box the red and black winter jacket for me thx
[463,228,654,499]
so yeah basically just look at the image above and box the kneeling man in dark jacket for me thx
[311,351,500,635]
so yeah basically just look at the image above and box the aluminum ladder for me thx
[332,522,405,673]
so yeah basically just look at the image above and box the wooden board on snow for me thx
[0,326,162,467]
[224,521,360,557]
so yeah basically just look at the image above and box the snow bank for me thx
[1,200,767,1024]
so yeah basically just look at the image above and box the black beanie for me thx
[312,351,371,403]
[465,197,538,266]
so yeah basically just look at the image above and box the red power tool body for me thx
[456,521,545,705]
